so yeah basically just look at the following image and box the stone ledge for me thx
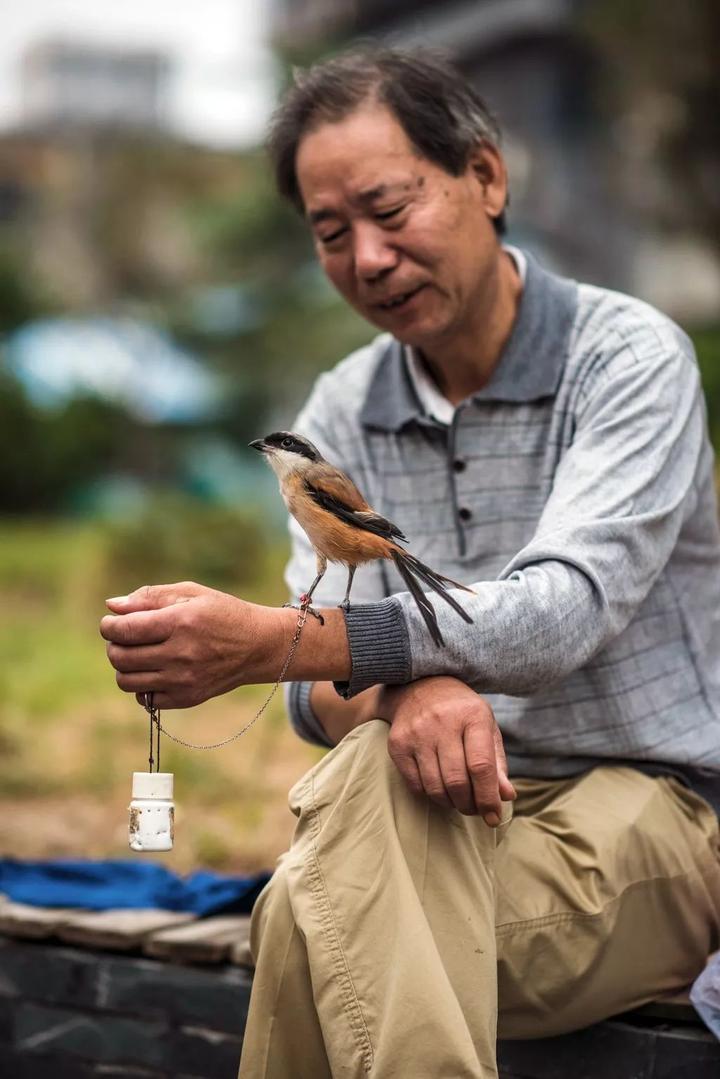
[498,1014,720,1078]
[0,940,250,1078]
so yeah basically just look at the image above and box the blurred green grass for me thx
[0,504,289,717]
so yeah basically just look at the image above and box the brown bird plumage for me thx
[250,431,474,646]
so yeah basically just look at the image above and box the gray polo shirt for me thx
[284,252,720,812]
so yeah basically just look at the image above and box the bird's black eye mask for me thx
[264,432,318,460]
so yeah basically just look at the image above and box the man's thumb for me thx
[105,583,197,612]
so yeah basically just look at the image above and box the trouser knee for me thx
[288,719,396,817]
[249,855,291,964]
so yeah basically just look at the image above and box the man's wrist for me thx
[265,604,352,684]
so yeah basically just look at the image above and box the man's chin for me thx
[363,309,444,348]
[360,287,441,339]
[380,319,448,352]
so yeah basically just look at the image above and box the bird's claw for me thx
[283,600,325,625]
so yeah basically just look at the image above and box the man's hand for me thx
[100,582,283,708]
[100,582,352,708]
[379,676,515,824]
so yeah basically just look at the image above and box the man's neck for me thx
[417,249,522,406]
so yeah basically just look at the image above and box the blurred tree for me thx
[187,151,312,280]
[0,380,141,513]
[693,328,720,452]
[0,248,46,334]
[101,493,265,593]
[173,151,373,433]
[1,128,376,459]
[582,2,720,456]
[583,1,720,253]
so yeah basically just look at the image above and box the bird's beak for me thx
[249,439,267,453]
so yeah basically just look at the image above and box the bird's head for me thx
[249,431,321,480]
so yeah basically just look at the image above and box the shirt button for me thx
[452,458,466,473]
[458,507,472,522]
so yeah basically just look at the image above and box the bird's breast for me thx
[281,476,392,566]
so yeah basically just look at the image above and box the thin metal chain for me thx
[143,604,309,753]
[148,704,161,772]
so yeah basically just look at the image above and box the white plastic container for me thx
[128,772,174,852]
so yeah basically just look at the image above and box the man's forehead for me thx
[295,103,427,206]
[305,178,418,222]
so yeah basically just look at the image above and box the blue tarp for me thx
[0,859,271,917]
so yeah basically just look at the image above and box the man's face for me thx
[295,102,507,353]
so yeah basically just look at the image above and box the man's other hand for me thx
[379,676,516,824]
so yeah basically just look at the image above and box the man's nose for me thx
[352,223,399,281]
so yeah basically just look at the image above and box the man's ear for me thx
[468,143,507,221]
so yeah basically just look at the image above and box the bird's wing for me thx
[304,467,407,542]
[306,464,369,510]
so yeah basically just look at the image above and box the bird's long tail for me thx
[390,549,474,648]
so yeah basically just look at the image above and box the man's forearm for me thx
[309,681,383,745]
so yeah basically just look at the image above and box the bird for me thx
[249,431,474,646]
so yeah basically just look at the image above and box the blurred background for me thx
[1,0,718,874]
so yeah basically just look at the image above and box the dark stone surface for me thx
[0,995,15,1043]
[497,1017,720,1078]
[652,1025,720,1079]
[93,1069,165,1078]
[171,1026,244,1078]
[0,940,249,1077]
[0,938,100,1008]
[0,1045,100,1078]
[101,951,252,1033]
[0,1045,165,1077]
[14,1001,170,1068]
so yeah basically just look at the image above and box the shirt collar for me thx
[359,249,578,432]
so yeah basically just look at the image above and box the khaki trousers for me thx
[238,721,720,1079]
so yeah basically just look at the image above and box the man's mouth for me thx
[376,285,425,311]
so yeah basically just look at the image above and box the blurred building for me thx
[22,40,170,133]
[270,0,720,319]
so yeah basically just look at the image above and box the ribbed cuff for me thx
[284,682,334,748]
[333,598,412,699]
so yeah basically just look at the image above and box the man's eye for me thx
[320,227,347,244]
[375,206,405,221]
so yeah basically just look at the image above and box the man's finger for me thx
[136,691,175,709]
[388,748,424,799]
[415,749,454,810]
[136,691,175,710]
[115,671,195,709]
[463,723,501,824]
[493,724,517,802]
[437,741,476,815]
[105,583,199,613]
[106,642,166,673]
[100,607,175,646]
[498,771,517,802]
[116,669,163,694]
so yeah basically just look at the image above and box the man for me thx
[102,49,720,1079]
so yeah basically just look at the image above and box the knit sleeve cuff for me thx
[284,682,334,748]
[333,598,412,699]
